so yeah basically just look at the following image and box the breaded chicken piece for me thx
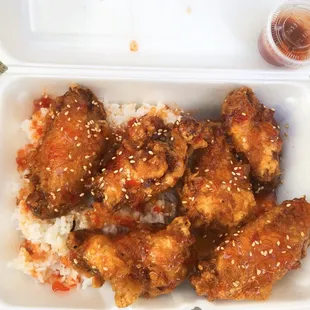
[190,198,310,301]
[93,115,207,211]
[26,86,109,219]
[181,121,256,230]
[67,217,195,308]
[221,87,282,184]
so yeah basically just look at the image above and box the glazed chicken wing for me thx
[26,86,109,219]
[181,121,256,230]
[221,87,282,184]
[93,115,207,211]
[190,198,310,301]
[67,217,195,308]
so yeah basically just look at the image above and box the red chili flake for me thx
[153,205,162,213]
[125,179,140,188]
[33,96,54,113]
[52,281,70,292]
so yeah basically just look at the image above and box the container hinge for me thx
[0,61,8,74]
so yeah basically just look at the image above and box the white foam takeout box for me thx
[1,0,310,309]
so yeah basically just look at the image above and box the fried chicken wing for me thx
[190,198,310,301]
[67,217,195,307]
[221,87,282,184]
[181,121,256,230]
[26,86,109,219]
[93,115,207,211]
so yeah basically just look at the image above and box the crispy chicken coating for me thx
[67,217,195,308]
[26,86,109,219]
[181,121,256,230]
[221,87,282,184]
[93,115,207,211]
[190,198,310,301]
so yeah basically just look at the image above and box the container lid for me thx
[0,0,309,72]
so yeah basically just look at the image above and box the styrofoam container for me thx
[0,1,310,310]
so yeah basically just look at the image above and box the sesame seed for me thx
[76,143,81,147]
[241,113,246,116]
[257,269,261,275]
[112,156,116,160]
[249,252,252,257]
[119,168,123,172]
[74,136,78,141]
[301,232,305,237]
[101,168,106,172]
[60,127,63,131]
[70,169,74,172]
[148,151,154,155]
[85,155,90,159]
[128,155,134,159]
[182,201,188,204]
[143,158,147,162]
[83,166,87,170]
[80,178,84,182]
[287,245,292,249]
[125,194,129,199]
[68,118,71,121]
[286,203,291,207]
[276,262,280,267]
[64,167,68,171]
[286,235,290,240]
[204,169,209,173]
[261,251,267,256]
[232,281,239,287]
[130,160,135,164]
[227,187,231,192]
[80,193,85,197]
[269,249,273,254]
[73,259,78,264]
[114,170,119,174]
[231,259,235,265]
[277,241,280,246]
[46,167,51,171]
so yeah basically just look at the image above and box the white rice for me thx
[12,101,181,290]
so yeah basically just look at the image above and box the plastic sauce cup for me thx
[258,0,310,68]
